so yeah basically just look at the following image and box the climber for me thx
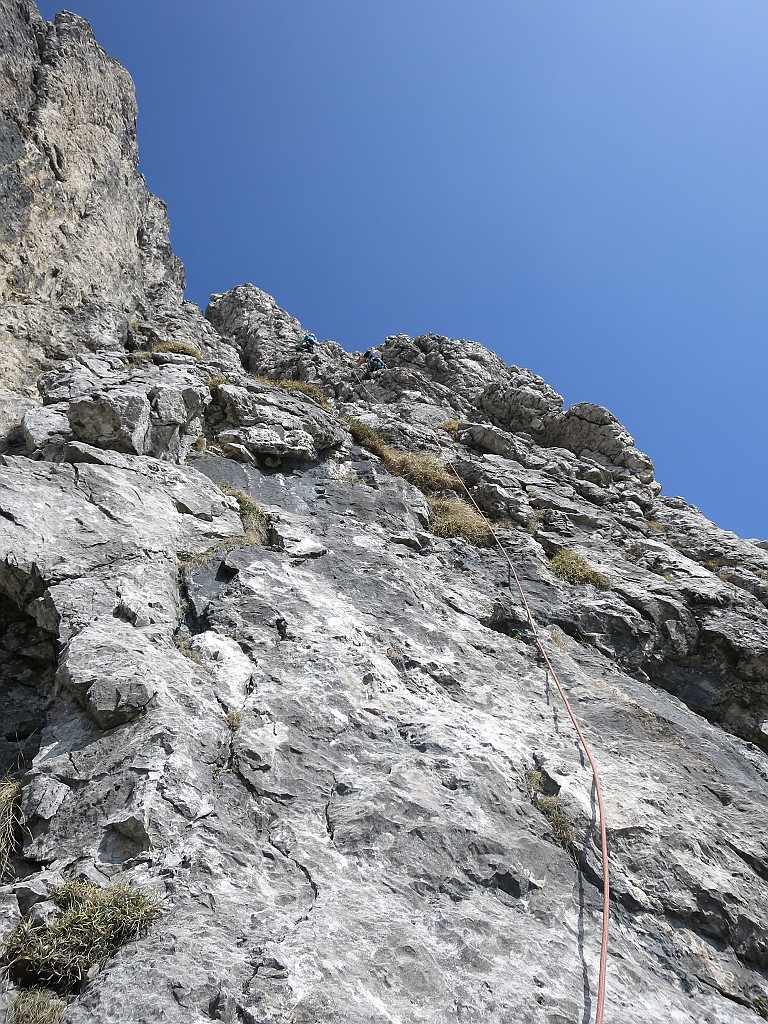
[297,332,318,354]
[356,348,386,379]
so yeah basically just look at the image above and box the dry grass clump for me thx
[2,880,161,994]
[150,340,202,360]
[0,777,23,880]
[537,797,576,856]
[7,988,68,1024]
[226,710,244,732]
[548,549,611,589]
[428,498,492,546]
[437,420,461,440]
[346,420,458,495]
[205,374,229,390]
[524,769,576,858]
[178,489,268,571]
[524,768,547,795]
[391,452,456,492]
[644,508,667,534]
[623,542,645,563]
[386,645,405,670]
[173,632,210,671]
[178,545,226,571]
[346,419,392,459]
[218,485,269,545]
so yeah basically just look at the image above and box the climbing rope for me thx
[351,368,610,1024]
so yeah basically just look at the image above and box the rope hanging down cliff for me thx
[351,365,610,1024]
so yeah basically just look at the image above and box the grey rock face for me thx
[0,0,228,400]
[19,348,347,466]
[479,365,565,433]
[545,402,655,484]
[208,380,345,464]
[2,6,768,1024]
[36,351,210,461]
[206,284,306,374]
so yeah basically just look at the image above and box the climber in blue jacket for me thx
[356,348,386,379]
[297,332,317,354]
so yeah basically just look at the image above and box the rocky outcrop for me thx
[1,5,768,1024]
[0,0,230,403]
[206,284,307,374]
[19,348,347,466]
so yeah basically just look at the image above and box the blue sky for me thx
[37,1,768,539]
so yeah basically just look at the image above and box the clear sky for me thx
[37,1,768,539]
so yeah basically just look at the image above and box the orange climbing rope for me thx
[352,367,610,1024]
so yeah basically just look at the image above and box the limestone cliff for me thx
[1,4,767,1024]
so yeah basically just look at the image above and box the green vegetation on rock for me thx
[2,880,161,994]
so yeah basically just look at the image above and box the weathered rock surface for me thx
[207,379,345,465]
[0,0,236,404]
[18,347,347,466]
[1,5,768,1024]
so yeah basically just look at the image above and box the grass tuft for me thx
[390,453,457,493]
[0,777,23,880]
[346,419,392,459]
[2,880,161,995]
[179,485,269,569]
[437,420,461,440]
[386,645,405,670]
[218,485,270,545]
[7,988,68,1024]
[178,545,227,571]
[548,549,611,589]
[173,633,211,671]
[150,340,202,360]
[524,769,577,858]
[428,498,492,546]
[644,508,667,534]
[537,796,577,855]
[250,376,332,411]
[346,421,458,495]
[226,711,244,732]
[754,995,768,1020]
